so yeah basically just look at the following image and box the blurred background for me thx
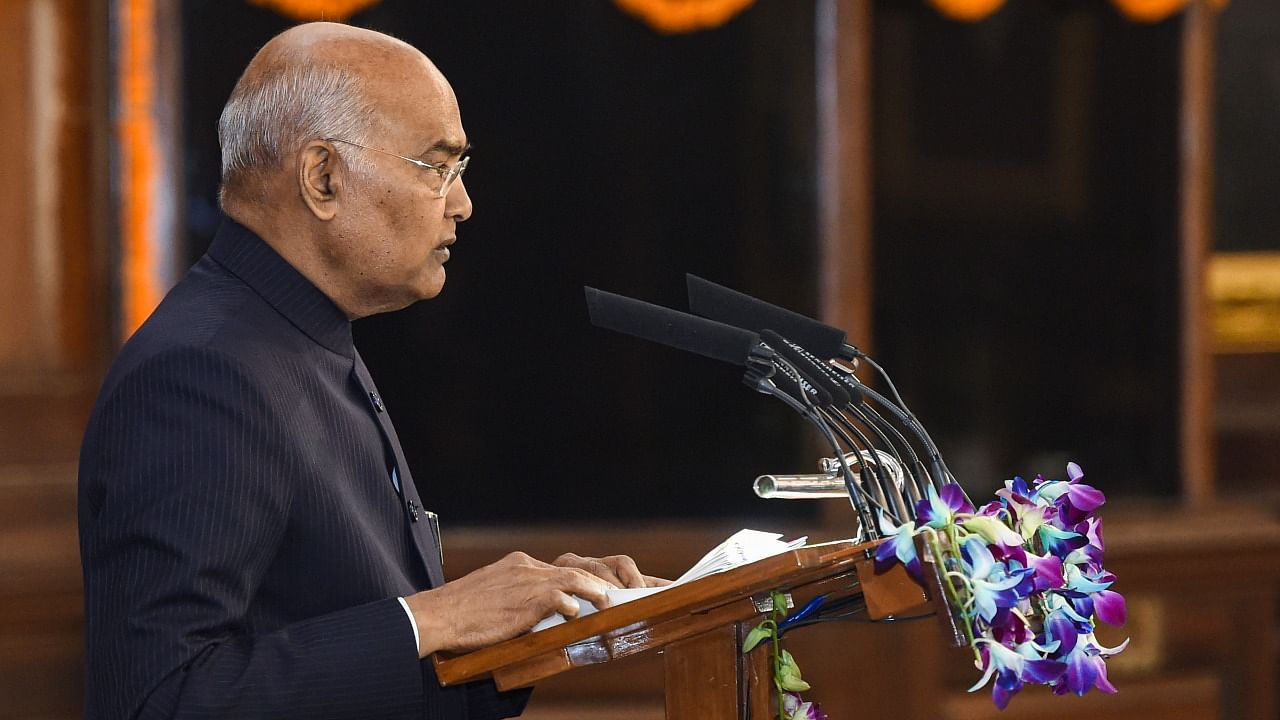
[2,0,1279,717]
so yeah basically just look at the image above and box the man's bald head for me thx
[214,22,472,319]
[217,23,441,208]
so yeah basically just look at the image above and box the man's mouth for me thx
[433,238,455,261]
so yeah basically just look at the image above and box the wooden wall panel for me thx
[0,0,108,378]
[0,466,83,719]
[0,2,43,369]
[1180,0,1218,505]
[0,1,106,719]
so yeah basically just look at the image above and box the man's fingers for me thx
[555,553,651,589]
[643,574,673,588]
[557,567,613,610]
[586,560,625,588]
[603,555,647,588]
[554,553,625,588]
[551,589,581,618]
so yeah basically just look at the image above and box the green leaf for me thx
[742,623,772,654]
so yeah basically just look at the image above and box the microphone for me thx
[769,356,834,409]
[760,330,858,407]
[756,329,941,486]
[688,277,958,499]
[586,286,879,538]
[760,329,935,517]
[686,274,861,361]
[584,287,765,367]
[584,287,835,412]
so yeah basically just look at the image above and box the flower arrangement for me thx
[875,463,1128,709]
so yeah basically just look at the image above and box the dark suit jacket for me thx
[78,218,528,720]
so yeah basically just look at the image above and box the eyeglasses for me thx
[324,137,470,199]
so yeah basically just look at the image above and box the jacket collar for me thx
[207,216,355,359]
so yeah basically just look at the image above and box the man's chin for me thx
[415,269,447,301]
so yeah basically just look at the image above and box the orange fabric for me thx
[118,0,161,338]
[248,0,383,21]
[612,0,756,34]
[928,0,1007,22]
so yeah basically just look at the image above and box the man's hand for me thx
[406,551,655,658]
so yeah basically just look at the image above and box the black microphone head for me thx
[585,287,763,367]
[686,274,854,360]
[823,361,867,406]
[760,329,851,407]
[768,358,834,408]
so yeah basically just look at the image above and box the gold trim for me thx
[1210,252,1280,351]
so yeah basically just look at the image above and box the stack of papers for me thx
[532,529,807,631]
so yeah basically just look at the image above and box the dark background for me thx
[871,0,1183,497]
[1215,0,1280,252]
[180,0,1188,526]
[182,0,822,524]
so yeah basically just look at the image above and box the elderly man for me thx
[78,22,655,720]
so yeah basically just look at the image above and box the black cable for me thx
[850,402,927,507]
[753,372,884,537]
[839,405,915,521]
[861,355,962,500]
[817,407,901,525]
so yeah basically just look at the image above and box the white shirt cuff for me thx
[397,596,421,655]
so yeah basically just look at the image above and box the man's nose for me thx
[447,178,473,222]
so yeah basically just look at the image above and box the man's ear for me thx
[298,140,341,221]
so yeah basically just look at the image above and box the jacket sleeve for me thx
[79,346,426,720]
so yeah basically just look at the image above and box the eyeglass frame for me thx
[322,137,470,199]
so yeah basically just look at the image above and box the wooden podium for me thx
[432,539,936,719]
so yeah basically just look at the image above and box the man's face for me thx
[334,59,472,314]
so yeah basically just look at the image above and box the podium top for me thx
[431,538,927,688]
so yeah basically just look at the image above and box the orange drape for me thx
[611,0,757,34]
[1111,0,1228,23]
[247,0,383,22]
[928,0,1228,23]
[928,0,1008,23]
[118,0,161,337]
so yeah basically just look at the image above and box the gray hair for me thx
[217,58,376,205]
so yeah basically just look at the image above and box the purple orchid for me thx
[1064,515,1106,570]
[1023,551,1066,591]
[999,475,1034,503]
[1036,463,1107,525]
[959,537,1032,623]
[1056,635,1128,697]
[1080,515,1105,551]
[1038,524,1087,558]
[1062,564,1114,595]
[970,640,1067,710]
[873,514,921,582]
[1092,590,1127,626]
[916,482,975,528]
[782,691,827,720]
[870,462,1126,709]
[990,613,1034,646]
[1059,570,1125,626]
[1044,602,1093,650]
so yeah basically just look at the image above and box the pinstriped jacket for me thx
[78,218,528,720]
